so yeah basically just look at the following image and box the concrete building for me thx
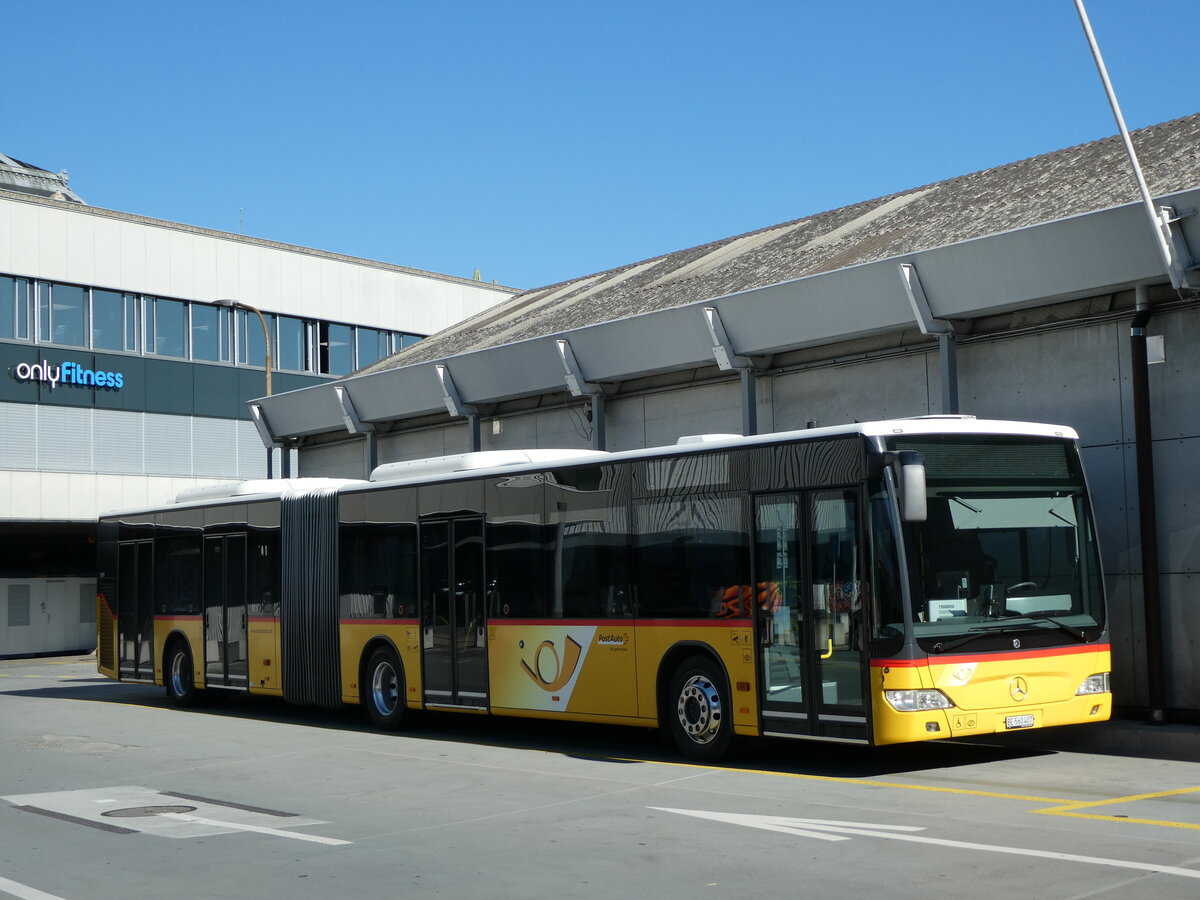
[0,157,514,656]
[256,114,1200,722]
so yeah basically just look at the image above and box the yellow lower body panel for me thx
[338,621,423,708]
[152,616,203,688]
[247,618,282,695]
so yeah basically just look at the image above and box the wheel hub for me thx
[372,662,398,715]
[676,675,722,744]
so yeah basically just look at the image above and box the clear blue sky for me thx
[6,1,1198,290]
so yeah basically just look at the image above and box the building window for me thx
[236,309,275,368]
[91,290,126,351]
[0,275,31,341]
[276,315,308,372]
[151,297,187,357]
[38,282,87,347]
[355,327,388,368]
[319,322,354,375]
[190,303,231,362]
[124,294,140,351]
[0,269,424,376]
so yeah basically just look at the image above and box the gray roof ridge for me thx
[510,112,1200,300]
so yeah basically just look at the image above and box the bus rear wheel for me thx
[667,655,733,762]
[165,641,199,707]
[363,647,407,730]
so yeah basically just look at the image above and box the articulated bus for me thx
[96,417,1111,761]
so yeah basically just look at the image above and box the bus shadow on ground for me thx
[5,676,1052,779]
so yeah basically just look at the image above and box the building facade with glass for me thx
[0,177,514,657]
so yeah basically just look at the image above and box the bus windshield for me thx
[889,436,1105,652]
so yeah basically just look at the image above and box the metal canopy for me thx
[255,186,1199,440]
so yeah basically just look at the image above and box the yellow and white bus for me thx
[96,417,1111,761]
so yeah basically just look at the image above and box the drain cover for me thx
[101,805,197,818]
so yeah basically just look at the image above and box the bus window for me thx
[635,493,749,619]
[339,523,418,619]
[155,535,202,615]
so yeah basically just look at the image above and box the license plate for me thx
[1006,714,1035,730]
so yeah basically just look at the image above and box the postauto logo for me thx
[12,359,125,391]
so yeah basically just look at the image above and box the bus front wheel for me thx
[165,641,199,707]
[363,647,407,730]
[667,655,733,762]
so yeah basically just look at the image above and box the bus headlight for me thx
[1076,673,1110,695]
[884,689,955,712]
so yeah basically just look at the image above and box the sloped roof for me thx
[360,113,1200,375]
[0,153,86,203]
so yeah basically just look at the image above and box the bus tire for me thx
[667,655,733,762]
[363,646,407,730]
[164,640,199,708]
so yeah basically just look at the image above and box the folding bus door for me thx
[754,490,867,740]
[117,541,154,680]
[203,534,248,688]
[420,517,487,708]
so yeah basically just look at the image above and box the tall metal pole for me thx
[1074,0,1178,286]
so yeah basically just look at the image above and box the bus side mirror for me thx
[896,451,927,522]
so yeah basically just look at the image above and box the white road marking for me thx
[159,813,352,845]
[2,786,349,845]
[652,808,1200,880]
[0,875,68,900]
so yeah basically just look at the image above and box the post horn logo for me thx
[1010,676,1029,702]
[521,636,583,692]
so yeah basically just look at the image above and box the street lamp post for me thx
[216,298,276,476]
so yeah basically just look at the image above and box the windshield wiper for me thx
[929,626,1025,654]
[1008,613,1090,643]
[928,616,1091,654]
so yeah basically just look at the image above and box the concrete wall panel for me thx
[1146,303,1200,439]
[961,322,1125,446]
[644,382,742,448]
[300,438,368,480]
[772,352,930,432]
[1152,437,1200,575]
[532,407,594,450]
[1106,573,1148,709]
[1080,443,1132,578]
[1162,573,1200,710]
[378,427,451,465]
[604,396,649,452]
[480,412,539,452]
[35,206,67,276]
[92,219,121,290]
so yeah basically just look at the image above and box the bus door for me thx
[420,517,487,707]
[203,534,248,687]
[754,489,867,739]
[118,541,154,680]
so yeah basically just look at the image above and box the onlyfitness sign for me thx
[12,359,125,391]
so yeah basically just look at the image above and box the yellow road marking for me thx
[623,756,1200,832]
[1035,786,1200,831]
